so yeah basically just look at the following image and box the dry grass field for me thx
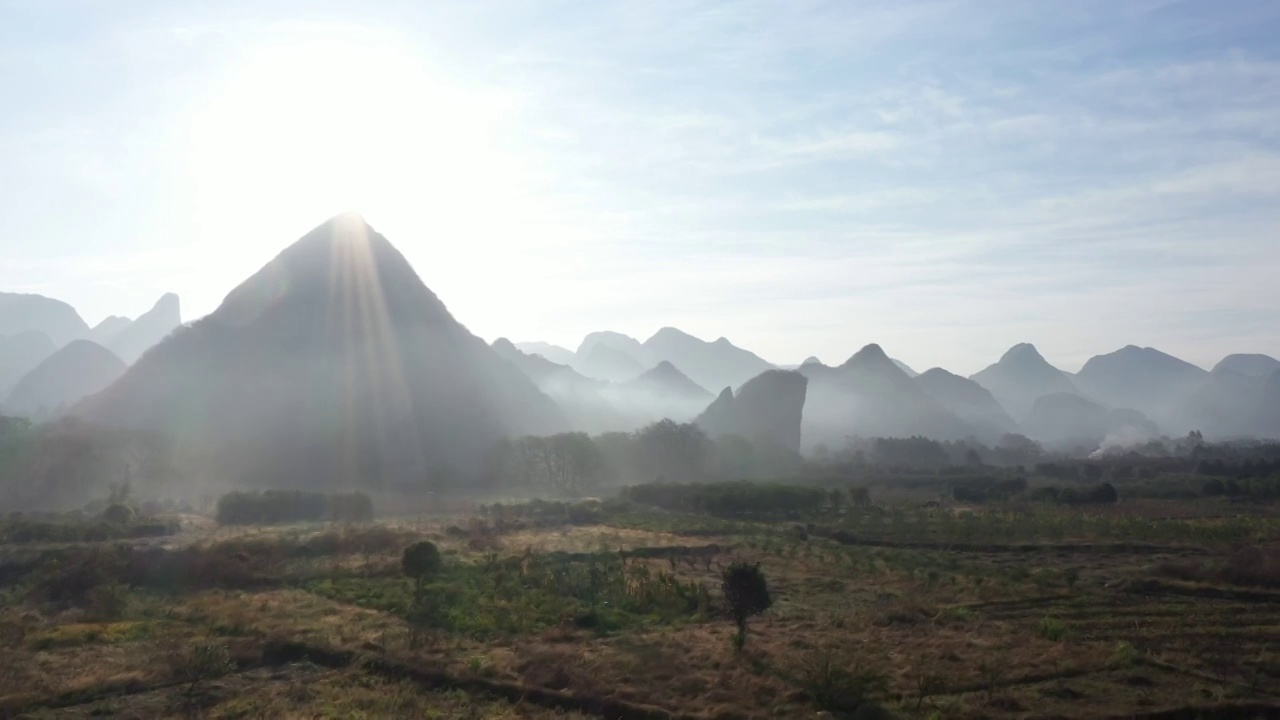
[1,494,1277,719]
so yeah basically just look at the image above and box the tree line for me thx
[480,419,802,497]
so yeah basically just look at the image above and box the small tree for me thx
[401,541,443,598]
[721,562,772,651]
[171,641,234,697]
[402,540,444,645]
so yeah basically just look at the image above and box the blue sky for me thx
[2,0,1278,374]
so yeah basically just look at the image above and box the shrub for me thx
[1036,615,1068,641]
[1111,641,1139,667]
[797,650,889,712]
[170,641,234,695]
[215,490,374,525]
[624,481,827,518]
[101,503,136,525]
[721,562,772,651]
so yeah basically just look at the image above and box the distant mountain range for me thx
[3,213,1279,491]
[0,290,180,414]
[4,340,126,419]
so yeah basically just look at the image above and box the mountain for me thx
[492,338,631,432]
[1252,371,1280,438]
[103,293,181,364]
[1169,367,1270,439]
[573,343,646,383]
[1023,392,1158,449]
[513,341,575,366]
[915,368,1019,442]
[696,370,808,453]
[799,344,974,449]
[621,361,713,404]
[892,359,919,378]
[641,327,774,393]
[1074,346,1206,430]
[0,331,57,400]
[76,214,565,491]
[4,340,125,418]
[969,343,1078,421]
[1213,354,1280,379]
[91,316,133,344]
[0,292,89,347]
[576,331,646,363]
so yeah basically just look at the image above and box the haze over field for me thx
[3,1,1279,375]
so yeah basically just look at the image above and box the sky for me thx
[2,0,1278,375]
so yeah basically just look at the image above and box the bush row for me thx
[214,490,373,525]
[623,481,828,518]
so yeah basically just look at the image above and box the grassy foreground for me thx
[1,495,1278,719]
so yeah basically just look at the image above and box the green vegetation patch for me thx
[306,550,711,640]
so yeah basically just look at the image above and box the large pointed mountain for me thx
[969,343,1078,421]
[102,293,182,364]
[76,214,565,490]
[914,368,1018,442]
[641,327,774,393]
[799,344,973,449]
[1073,345,1206,430]
[696,370,808,453]
[4,340,126,419]
[0,331,57,401]
[0,292,90,347]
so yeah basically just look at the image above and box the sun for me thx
[186,28,510,251]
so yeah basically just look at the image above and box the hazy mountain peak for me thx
[576,330,644,359]
[640,325,773,392]
[696,369,808,454]
[1000,342,1047,364]
[0,292,90,347]
[1075,345,1206,430]
[102,292,183,365]
[971,343,1077,421]
[5,339,126,419]
[76,215,564,494]
[622,358,713,403]
[492,337,517,353]
[842,343,894,368]
[573,342,645,382]
[649,326,696,343]
[915,367,1018,442]
[1213,353,1280,378]
[152,292,180,313]
[801,356,822,366]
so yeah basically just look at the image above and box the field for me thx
[1,491,1278,719]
